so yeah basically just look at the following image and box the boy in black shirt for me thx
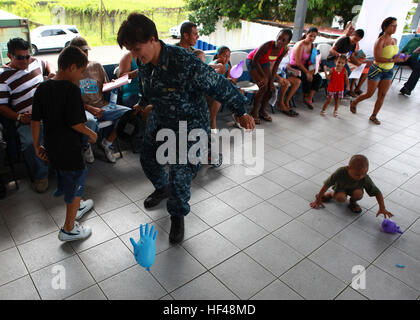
[31,46,97,241]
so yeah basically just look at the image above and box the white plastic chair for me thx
[316,43,332,60]
[230,51,248,68]
[230,51,259,93]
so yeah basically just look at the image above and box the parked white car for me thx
[169,20,190,39]
[30,25,81,55]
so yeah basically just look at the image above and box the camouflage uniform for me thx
[139,41,248,217]
[174,42,195,53]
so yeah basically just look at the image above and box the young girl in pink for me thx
[321,55,349,117]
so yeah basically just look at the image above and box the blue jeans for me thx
[17,123,49,180]
[122,93,140,108]
[54,167,87,204]
[368,64,394,81]
[85,104,130,143]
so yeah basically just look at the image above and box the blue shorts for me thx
[246,59,270,72]
[54,168,87,204]
[368,64,394,81]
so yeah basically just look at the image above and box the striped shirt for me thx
[0,58,48,114]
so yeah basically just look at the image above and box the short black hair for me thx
[117,13,159,48]
[301,27,318,40]
[7,38,30,55]
[307,27,318,34]
[279,28,293,41]
[349,154,369,170]
[353,29,364,39]
[57,45,88,70]
[180,22,197,39]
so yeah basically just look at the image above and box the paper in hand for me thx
[102,74,130,92]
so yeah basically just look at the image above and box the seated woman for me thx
[288,27,322,109]
[272,62,300,117]
[119,52,140,107]
[246,29,293,124]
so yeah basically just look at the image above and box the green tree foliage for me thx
[185,0,363,35]
[14,0,35,19]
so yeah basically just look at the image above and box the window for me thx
[40,30,52,37]
[51,29,66,36]
[67,27,79,34]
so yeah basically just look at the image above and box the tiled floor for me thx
[1,78,420,300]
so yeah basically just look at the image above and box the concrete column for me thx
[411,2,420,32]
[292,0,309,42]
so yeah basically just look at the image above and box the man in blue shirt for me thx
[117,13,255,243]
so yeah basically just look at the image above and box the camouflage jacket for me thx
[137,41,248,130]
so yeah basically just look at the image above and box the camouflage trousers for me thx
[140,111,203,217]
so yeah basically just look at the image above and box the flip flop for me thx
[369,116,381,125]
[259,112,272,122]
[282,109,299,117]
[251,115,261,125]
[348,202,362,214]
[303,100,314,110]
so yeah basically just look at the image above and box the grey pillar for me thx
[292,0,309,42]
[411,2,420,32]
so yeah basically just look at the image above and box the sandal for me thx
[252,115,262,125]
[333,110,338,117]
[350,100,357,114]
[303,100,314,110]
[348,202,362,214]
[320,110,326,116]
[282,109,299,117]
[259,112,272,122]
[355,89,363,95]
[369,116,381,125]
[347,91,357,98]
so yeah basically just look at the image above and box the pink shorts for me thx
[327,90,344,99]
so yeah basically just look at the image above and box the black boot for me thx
[169,216,184,244]
[144,186,169,209]
[400,87,411,96]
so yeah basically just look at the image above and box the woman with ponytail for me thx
[350,17,408,124]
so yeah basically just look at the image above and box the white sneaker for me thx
[84,144,94,164]
[58,222,92,241]
[76,199,94,220]
[101,139,116,163]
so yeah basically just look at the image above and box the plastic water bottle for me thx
[281,67,287,78]
[109,88,118,109]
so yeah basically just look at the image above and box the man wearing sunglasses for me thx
[0,38,55,193]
